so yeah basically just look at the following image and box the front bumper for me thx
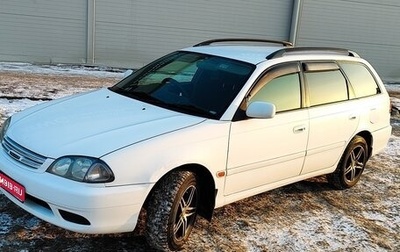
[0,145,152,234]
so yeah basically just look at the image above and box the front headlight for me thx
[47,156,114,183]
[0,117,11,141]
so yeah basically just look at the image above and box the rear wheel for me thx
[146,170,198,251]
[327,136,368,189]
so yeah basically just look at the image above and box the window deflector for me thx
[241,63,300,111]
[303,62,339,72]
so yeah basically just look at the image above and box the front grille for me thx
[2,137,47,169]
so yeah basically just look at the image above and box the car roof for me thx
[181,39,360,65]
[183,45,284,65]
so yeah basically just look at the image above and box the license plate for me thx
[0,172,26,202]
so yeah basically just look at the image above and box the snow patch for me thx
[0,213,13,235]
[0,62,125,78]
[372,135,400,166]
[0,99,43,120]
[235,210,380,251]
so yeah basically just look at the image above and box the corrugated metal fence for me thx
[0,0,399,79]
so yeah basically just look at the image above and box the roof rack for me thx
[194,38,293,47]
[266,47,360,59]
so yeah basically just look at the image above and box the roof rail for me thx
[266,47,360,59]
[194,38,293,47]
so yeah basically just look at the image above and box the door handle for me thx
[293,125,306,133]
[349,114,357,120]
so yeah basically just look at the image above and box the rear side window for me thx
[305,69,348,106]
[339,62,381,98]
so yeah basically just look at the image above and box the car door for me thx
[300,61,360,175]
[225,63,309,196]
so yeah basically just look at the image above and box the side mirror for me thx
[246,101,276,119]
[123,69,134,78]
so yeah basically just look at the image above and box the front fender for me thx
[101,120,230,191]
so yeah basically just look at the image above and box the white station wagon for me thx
[0,39,392,250]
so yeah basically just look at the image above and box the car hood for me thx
[8,88,205,158]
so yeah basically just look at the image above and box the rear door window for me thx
[303,62,348,106]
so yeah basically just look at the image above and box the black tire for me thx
[146,170,198,251]
[327,136,368,190]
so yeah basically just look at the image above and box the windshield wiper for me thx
[110,87,216,118]
[164,103,213,118]
[111,88,165,104]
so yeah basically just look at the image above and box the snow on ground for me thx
[0,62,400,251]
[0,99,42,119]
[0,62,124,123]
[0,62,125,78]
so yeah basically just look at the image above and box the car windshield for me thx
[109,51,255,119]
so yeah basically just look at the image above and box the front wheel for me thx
[327,136,368,189]
[146,170,199,251]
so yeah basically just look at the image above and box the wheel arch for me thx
[143,163,216,221]
[355,130,373,159]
